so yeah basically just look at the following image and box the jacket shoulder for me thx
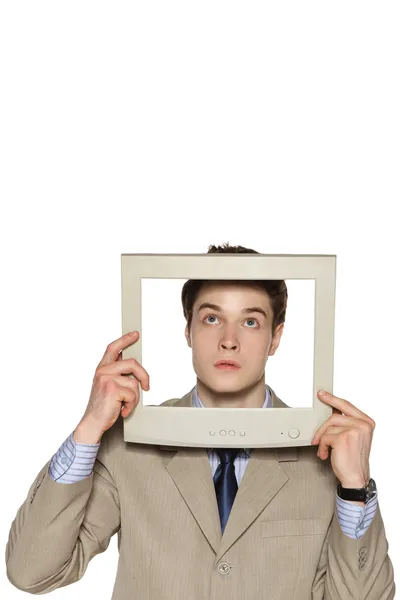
[158,397,184,407]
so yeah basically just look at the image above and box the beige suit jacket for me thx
[6,386,396,599]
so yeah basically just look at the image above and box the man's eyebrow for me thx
[197,302,268,319]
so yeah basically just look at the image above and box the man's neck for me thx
[196,376,267,408]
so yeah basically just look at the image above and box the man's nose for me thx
[219,328,240,350]
[221,342,238,350]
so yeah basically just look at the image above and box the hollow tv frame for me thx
[121,253,335,448]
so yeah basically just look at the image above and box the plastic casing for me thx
[121,253,335,448]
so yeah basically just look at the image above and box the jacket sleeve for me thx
[312,497,396,599]
[5,429,120,594]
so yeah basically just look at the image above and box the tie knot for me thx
[216,448,240,464]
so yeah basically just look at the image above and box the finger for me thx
[110,376,140,414]
[312,414,357,444]
[317,426,349,458]
[117,387,138,418]
[97,331,140,368]
[112,375,140,393]
[317,390,374,424]
[100,358,150,391]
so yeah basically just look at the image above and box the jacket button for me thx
[359,546,367,558]
[358,558,367,571]
[217,562,231,575]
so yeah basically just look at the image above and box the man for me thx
[5,243,396,599]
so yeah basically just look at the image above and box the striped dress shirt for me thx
[48,385,378,539]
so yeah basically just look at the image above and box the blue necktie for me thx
[213,448,240,533]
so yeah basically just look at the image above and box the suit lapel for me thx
[165,446,222,553]
[160,386,298,559]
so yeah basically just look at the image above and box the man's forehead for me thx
[194,282,271,308]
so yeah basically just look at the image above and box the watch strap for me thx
[337,478,377,502]
[337,482,367,501]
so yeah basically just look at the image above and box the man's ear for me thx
[184,324,192,348]
[268,323,284,356]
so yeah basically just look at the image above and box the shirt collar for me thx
[191,385,271,458]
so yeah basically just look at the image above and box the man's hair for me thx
[181,242,288,335]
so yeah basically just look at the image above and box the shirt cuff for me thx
[336,491,378,539]
[48,432,101,484]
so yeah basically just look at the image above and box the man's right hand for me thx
[74,331,150,443]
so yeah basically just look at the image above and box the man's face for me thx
[184,282,284,394]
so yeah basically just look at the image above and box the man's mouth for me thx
[214,360,241,370]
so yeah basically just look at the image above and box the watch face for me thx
[366,478,377,499]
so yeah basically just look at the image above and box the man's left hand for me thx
[311,390,375,487]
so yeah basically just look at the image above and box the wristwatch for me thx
[337,478,377,502]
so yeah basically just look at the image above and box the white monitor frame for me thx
[121,253,335,448]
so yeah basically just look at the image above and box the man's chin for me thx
[199,377,250,397]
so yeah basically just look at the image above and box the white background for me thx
[1,1,398,598]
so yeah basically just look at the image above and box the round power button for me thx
[288,428,300,439]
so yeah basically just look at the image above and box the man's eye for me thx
[245,319,258,328]
[205,315,219,324]
[204,315,258,327]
